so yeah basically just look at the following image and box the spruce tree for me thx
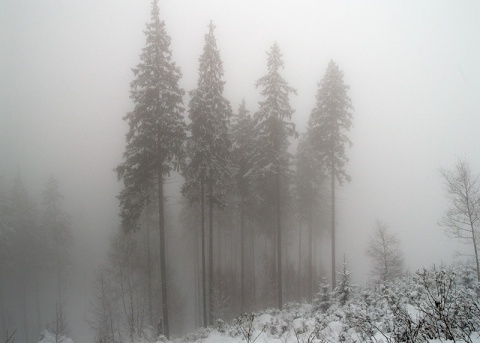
[116,0,186,337]
[252,42,296,309]
[295,133,324,301]
[230,99,255,312]
[333,257,354,306]
[182,22,232,325]
[41,175,72,301]
[309,60,353,289]
[313,277,332,313]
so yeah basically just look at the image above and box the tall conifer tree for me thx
[230,99,255,312]
[294,132,324,301]
[116,0,186,337]
[182,22,232,325]
[252,42,296,309]
[9,173,38,342]
[41,175,72,301]
[309,60,353,289]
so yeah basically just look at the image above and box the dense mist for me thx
[1,1,480,342]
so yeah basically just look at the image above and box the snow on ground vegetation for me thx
[36,264,480,343]
[173,264,480,343]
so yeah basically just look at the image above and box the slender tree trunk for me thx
[313,224,318,290]
[145,205,153,326]
[383,242,388,282]
[200,182,207,327]
[298,222,302,300]
[0,274,5,340]
[471,222,480,282]
[251,220,256,310]
[157,162,169,338]
[193,213,199,328]
[308,212,313,302]
[34,274,41,337]
[240,197,245,313]
[22,276,28,343]
[331,168,336,290]
[208,178,214,324]
[275,172,282,309]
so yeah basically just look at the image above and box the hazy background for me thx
[1,0,480,340]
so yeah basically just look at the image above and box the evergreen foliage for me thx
[182,21,232,205]
[333,258,354,307]
[231,99,255,208]
[309,60,353,185]
[251,42,297,181]
[313,278,333,313]
[116,0,186,230]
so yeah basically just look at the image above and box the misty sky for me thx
[2,0,480,288]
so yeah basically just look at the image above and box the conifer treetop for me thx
[182,21,232,204]
[249,42,297,179]
[309,60,353,184]
[256,42,297,127]
[117,0,186,230]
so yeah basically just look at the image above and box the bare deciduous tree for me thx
[440,159,480,281]
[366,220,404,282]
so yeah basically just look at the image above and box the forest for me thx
[1,1,480,342]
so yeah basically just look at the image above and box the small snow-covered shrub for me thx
[231,313,265,343]
[182,327,211,342]
[265,316,288,338]
[214,318,226,333]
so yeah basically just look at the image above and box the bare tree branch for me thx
[439,159,480,281]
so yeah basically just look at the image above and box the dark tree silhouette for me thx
[182,22,232,325]
[116,0,186,337]
[309,60,353,289]
[251,42,296,308]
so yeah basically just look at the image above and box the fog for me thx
[1,0,480,341]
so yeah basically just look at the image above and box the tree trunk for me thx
[298,222,302,300]
[275,172,282,309]
[0,274,5,340]
[208,178,214,325]
[34,274,42,337]
[251,220,256,310]
[240,197,245,313]
[308,212,313,302]
[201,182,207,327]
[193,210,200,328]
[331,168,336,290]
[471,222,480,282]
[22,276,28,343]
[145,205,153,326]
[157,162,169,338]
